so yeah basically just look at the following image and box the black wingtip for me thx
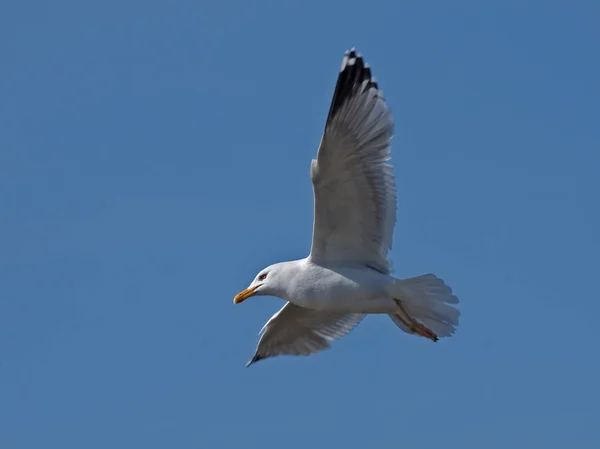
[326,48,380,124]
[246,354,261,367]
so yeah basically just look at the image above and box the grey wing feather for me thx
[309,49,396,274]
[247,303,365,366]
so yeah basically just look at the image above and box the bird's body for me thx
[257,259,396,313]
[234,49,460,366]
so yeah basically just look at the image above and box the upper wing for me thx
[247,302,364,366]
[309,49,396,274]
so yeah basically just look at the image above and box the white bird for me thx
[234,49,460,366]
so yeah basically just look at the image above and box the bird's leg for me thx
[395,300,439,342]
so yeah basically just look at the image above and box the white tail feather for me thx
[388,274,460,338]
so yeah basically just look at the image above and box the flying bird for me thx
[234,49,460,366]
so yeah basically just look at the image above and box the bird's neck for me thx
[273,259,307,302]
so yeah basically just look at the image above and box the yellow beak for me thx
[233,284,260,304]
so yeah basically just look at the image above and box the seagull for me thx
[234,49,460,366]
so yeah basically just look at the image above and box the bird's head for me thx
[233,262,289,304]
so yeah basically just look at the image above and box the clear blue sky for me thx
[1,1,599,448]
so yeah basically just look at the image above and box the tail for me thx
[388,274,460,340]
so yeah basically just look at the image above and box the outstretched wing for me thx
[247,302,364,366]
[309,49,396,274]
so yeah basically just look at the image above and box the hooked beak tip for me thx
[233,285,260,304]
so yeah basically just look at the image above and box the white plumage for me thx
[234,49,460,366]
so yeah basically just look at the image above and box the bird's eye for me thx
[258,273,267,281]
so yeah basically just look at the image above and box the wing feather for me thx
[247,303,364,366]
[309,49,396,274]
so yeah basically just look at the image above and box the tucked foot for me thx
[394,300,439,342]
[410,321,438,342]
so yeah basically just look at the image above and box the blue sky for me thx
[1,1,599,448]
